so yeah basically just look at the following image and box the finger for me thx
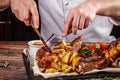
[20,5,30,24]
[84,17,91,29]
[79,14,85,30]
[30,1,39,29]
[23,8,31,26]
[62,9,74,37]
[12,6,22,22]
[72,14,80,35]
[24,18,30,26]
[84,14,94,28]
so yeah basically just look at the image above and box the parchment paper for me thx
[23,49,120,79]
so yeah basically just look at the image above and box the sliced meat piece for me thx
[76,57,111,74]
[71,35,82,52]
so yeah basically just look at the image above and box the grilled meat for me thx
[108,38,120,59]
[71,35,82,52]
[38,54,55,68]
[76,56,111,74]
[36,35,82,68]
[36,35,117,74]
[112,57,120,68]
[36,47,50,61]
[36,46,56,68]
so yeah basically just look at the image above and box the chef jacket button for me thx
[64,1,69,5]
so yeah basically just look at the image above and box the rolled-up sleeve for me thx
[109,17,120,26]
[0,7,8,11]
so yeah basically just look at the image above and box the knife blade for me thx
[34,28,52,53]
[31,22,52,53]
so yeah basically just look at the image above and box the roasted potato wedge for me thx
[62,51,71,64]
[45,68,59,73]
[69,51,78,64]
[71,56,81,71]
[61,63,72,73]
[109,47,118,59]
[51,62,61,71]
[105,50,111,58]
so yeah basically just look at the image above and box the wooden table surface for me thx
[0,41,120,80]
[0,41,28,80]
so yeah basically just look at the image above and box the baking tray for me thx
[22,53,120,80]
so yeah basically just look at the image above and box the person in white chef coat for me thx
[37,0,120,42]
[1,0,120,42]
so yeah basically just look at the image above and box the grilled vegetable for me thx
[90,44,96,51]
[97,42,108,50]
[79,49,91,57]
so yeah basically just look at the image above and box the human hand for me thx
[62,0,99,36]
[10,0,39,28]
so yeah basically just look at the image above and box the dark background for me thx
[0,0,40,41]
[0,8,39,41]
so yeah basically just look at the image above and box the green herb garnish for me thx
[3,61,10,68]
[79,49,91,56]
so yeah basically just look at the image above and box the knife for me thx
[31,22,52,53]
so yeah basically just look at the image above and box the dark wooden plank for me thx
[0,23,3,40]
[0,41,28,80]
[4,21,12,40]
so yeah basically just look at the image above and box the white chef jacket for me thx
[109,17,120,26]
[38,0,116,43]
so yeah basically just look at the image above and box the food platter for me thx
[22,51,120,80]
[23,37,120,80]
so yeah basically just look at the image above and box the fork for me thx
[50,36,67,46]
